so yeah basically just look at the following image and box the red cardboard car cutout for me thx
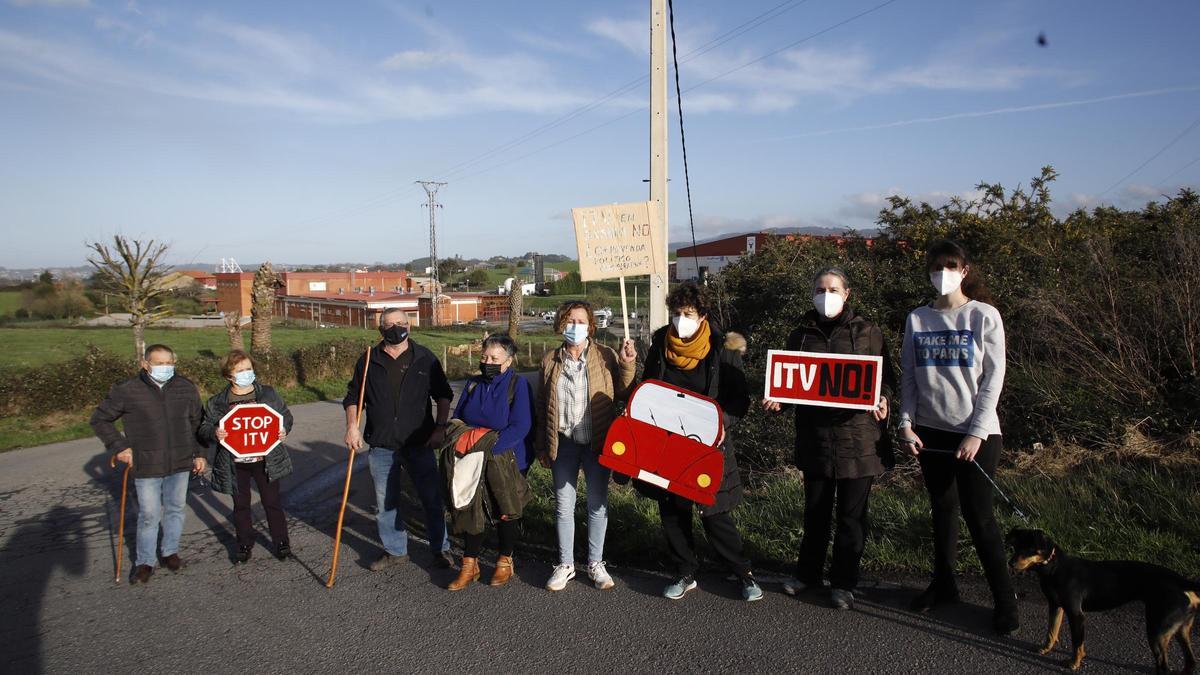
[600,379,725,506]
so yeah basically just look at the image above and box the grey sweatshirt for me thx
[900,300,1005,438]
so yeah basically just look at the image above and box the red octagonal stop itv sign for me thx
[219,403,284,459]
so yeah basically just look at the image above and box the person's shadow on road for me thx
[0,505,88,673]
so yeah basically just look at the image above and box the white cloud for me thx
[838,187,988,222]
[585,17,644,55]
[0,11,603,123]
[585,13,1086,115]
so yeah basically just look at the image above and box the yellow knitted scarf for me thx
[665,319,712,371]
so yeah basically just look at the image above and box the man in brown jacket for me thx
[91,344,205,584]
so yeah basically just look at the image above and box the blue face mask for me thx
[148,365,175,383]
[233,370,256,388]
[562,323,589,345]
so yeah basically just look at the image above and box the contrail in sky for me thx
[753,85,1200,142]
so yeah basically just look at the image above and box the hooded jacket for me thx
[784,306,896,479]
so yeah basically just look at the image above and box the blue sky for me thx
[2,0,1198,268]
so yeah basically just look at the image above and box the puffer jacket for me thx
[785,306,896,479]
[536,340,637,461]
[637,324,750,517]
[198,383,294,496]
[90,372,203,479]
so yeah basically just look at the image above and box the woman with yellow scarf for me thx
[635,282,761,602]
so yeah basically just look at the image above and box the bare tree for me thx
[251,262,282,353]
[86,236,171,360]
[224,310,245,351]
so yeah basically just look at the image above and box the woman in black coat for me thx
[763,267,895,610]
[198,350,294,563]
[636,282,761,602]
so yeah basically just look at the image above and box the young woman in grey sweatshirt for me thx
[899,239,1019,636]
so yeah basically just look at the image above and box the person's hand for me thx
[279,429,287,441]
[873,396,889,422]
[716,427,726,447]
[428,427,447,449]
[192,457,207,474]
[115,448,133,467]
[899,426,923,456]
[215,428,228,441]
[957,434,983,462]
[762,399,782,413]
[537,450,551,469]
[345,426,364,452]
[619,338,637,363]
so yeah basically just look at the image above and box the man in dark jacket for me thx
[344,308,454,570]
[90,344,204,584]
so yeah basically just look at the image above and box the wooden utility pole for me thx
[649,0,669,332]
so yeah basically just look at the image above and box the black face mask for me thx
[381,325,409,345]
[479,362,503,381]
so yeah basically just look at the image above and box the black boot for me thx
[237,545,252,563]
[992,594,1020,635]
[274,542,291,561]
[908,578,960,612]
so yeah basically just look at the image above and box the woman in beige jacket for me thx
[537,300,636,592]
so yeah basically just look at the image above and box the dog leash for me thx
[903,444,1032,522]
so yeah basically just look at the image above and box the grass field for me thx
[0,290,22,317]
[0,324,561,370]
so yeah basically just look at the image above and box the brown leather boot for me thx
[490,555,514,587]
[447,557,479,591]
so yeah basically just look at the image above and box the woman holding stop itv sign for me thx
[198,349,294,564]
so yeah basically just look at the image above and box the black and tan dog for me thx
[1007,528,1199,673]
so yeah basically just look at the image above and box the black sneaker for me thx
[908,580,960,612]
[274,542,291,561]
[237,545,252,563]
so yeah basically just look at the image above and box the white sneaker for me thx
[588,561,615,590]
[545,563,575,591]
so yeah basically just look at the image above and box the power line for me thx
[1157,154,1200,189]
[1101,113,1200,197]
[451,0,903,188]
[668,0,701,278]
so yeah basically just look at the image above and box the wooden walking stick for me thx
[110,455,131,583]
[327,345,371,588]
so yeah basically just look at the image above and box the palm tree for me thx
[224,310,245,351]
[251,262,281,353]
[86,236,171,361]
[507,279,523,341]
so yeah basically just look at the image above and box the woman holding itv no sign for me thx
[762,267,895,611]
[198,349,295,564]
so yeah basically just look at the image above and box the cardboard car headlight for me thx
[600,379,725,506]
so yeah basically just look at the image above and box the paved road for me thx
[0,397,1168,673]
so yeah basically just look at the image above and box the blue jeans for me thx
[368,446,450,557]
[133,471,189,567]
[551,435,611,566]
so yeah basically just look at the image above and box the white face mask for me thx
[671,315,700,339]
[930,270,964,296]
[812,292,844,319]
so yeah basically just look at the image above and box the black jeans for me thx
[232,460,288,548]
[796,474,874,591]
[916,426,1014,606]
[463,518,519,558]
[658,495,752,580]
